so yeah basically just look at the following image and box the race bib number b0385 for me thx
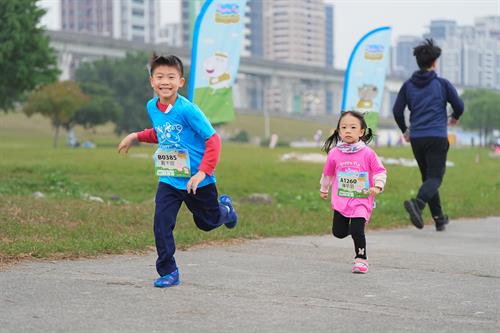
[154,148,191,177]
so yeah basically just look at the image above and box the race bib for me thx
[337,171,370,198]
[154,148,191,177]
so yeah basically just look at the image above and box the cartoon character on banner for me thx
[204,52,231,93]
[356,84,378,109]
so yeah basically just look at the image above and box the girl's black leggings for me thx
[332,210,367,259]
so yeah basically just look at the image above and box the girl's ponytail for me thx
[322,130,340,153]
[362,127,374,144]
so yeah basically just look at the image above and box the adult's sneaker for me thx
[404,198,424,229]
[154,268,180,288]
[434,214,449,231]
[220,194,238,229]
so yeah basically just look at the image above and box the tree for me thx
[460,89,500,146]
[23,81,89,147]
[0,0,59,111]
[75,52,152,134]
[75,52,192,134]
[73,82,122,129]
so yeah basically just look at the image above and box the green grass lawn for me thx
[219,113,336,142]
[1,111,499,264]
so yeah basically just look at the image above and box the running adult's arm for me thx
[392,83,408,134]
[445,80,464,121]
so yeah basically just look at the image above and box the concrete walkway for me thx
[1,217,499,332]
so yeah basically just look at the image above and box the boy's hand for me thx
[118,133,138,154]
[320,191,328,200]
[369,186,382,195]
[187,171,206,194]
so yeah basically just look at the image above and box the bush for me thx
[229,130,250,143]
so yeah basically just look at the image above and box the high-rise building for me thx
[262,0,326,66]
[470,16,500,89]
[247,0,264,57]
[61,0,157,43]
[476,16,500,40]
[325,4,334,68]
[180,0,197,47]
[428,20,457,39]
[261,0,328,114]
[424,20,461,84]
[157,23,182,47]
[425,17,500,90]
[393,36,420,77]
[180,0,251,55]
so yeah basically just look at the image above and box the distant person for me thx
[66,128,79,147]
[393,39,464,231]
[320,111,387,274]
[117,54,237,288]
[314,129,323,147]
[82,140,95,149]
[493,143,500,156]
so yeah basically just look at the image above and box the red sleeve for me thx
[199,133,221,176]
[136,128,158,143]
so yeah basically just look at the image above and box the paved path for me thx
[1,217,499,332]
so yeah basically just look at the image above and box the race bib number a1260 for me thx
[337,171,370,198]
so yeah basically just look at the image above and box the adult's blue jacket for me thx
[392,70,464,139]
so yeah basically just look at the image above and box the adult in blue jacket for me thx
[393,39,464,231]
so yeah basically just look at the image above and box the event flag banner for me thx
[341,27,392,134]
[188,0,247,124]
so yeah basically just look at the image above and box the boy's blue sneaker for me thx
[154,268,180,288]
[220,194,238,229]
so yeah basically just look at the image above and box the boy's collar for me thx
[158,93,178,107]
[156,97,174,113]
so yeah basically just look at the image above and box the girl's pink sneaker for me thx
[352,258,369,274]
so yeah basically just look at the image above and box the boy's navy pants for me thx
[154,182,231,277]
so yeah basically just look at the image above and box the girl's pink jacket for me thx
[320,146,387,222]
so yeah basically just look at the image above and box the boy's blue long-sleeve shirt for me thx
[147,95,216,190]
[392,70,464,139]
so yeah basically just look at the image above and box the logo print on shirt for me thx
[156,122,183,147]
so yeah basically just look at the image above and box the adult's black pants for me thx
[410,137,449,217]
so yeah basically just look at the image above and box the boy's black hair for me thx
[150,53,184,77]
[322,110,374,153]
[413,38,441,70]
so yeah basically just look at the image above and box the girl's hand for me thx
[187,171,206,194]
[369,186,382,195]
[118,133,138,154]
[320,191,328,200]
